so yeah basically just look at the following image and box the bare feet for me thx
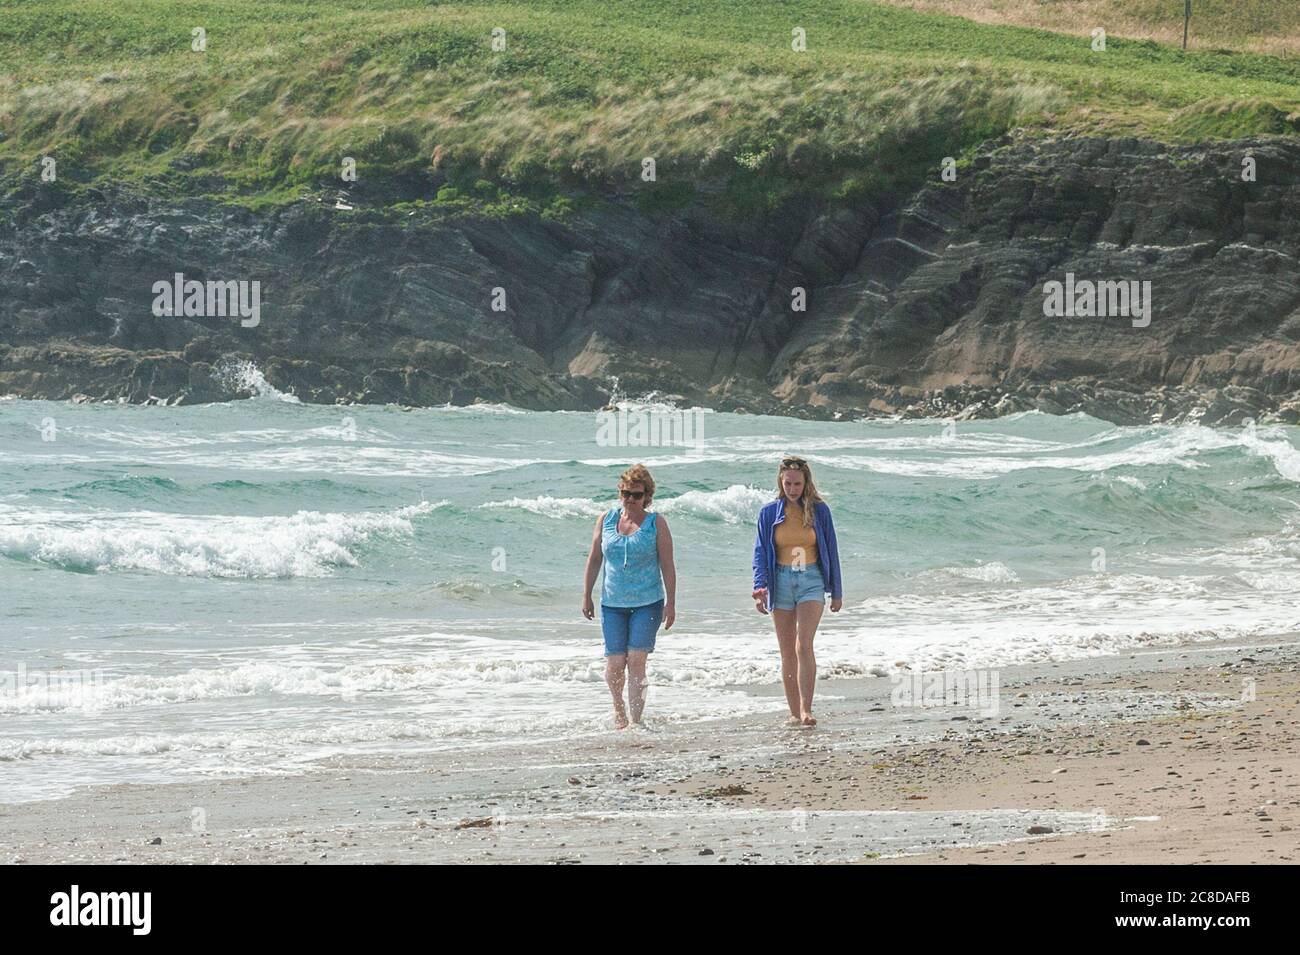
[800,712,817,727]
[785,715,802,727]
[613,710,629,730]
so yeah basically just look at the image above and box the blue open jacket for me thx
[752,498,843,612]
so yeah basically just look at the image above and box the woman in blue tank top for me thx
[581,463,676,729]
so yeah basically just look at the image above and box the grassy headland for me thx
[1,0,1298,212]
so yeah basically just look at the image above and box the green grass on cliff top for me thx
[0,0,1298,209]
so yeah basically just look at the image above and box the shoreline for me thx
[3,633,1297,864]
[0,378,1293,428]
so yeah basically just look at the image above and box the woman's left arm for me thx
[656,515,676,630]
[824,505,843,613]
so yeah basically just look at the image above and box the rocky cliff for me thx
[3,133,1300,425]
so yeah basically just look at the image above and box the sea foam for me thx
[0,501,441,577]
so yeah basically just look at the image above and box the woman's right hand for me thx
[582,594,595,620]
[751,587,769,615]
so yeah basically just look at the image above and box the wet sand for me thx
[2,636,1297,864]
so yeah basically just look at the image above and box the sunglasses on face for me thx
[620,489,646,500]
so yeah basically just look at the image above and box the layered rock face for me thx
[2,134,1299,424]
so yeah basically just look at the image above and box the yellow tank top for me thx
[775,501,819,567]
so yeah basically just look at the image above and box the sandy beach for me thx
[3,634,1296,865]
[666,636,1300,865]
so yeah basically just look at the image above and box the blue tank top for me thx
[601,508,665,608]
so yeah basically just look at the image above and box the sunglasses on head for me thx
[619,489,646,500]
[781,457,807,468]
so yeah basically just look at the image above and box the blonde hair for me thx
[619,463,656,505]
[776,456,822,527]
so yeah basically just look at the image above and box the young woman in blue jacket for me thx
[752,456,842,726]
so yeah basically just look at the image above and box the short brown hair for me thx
[619,463,656,504]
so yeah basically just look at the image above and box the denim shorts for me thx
[601,599,664,656]
[772,563,825,611]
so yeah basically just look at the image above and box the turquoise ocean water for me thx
[4,384,1300,803]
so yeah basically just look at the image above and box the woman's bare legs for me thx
[795,600,824,725]
[626,650,649,724]
[773,609,802,724]
[605,654,629,729]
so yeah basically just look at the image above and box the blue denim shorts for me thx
[601,599,664,656]
[772,563,825,611]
